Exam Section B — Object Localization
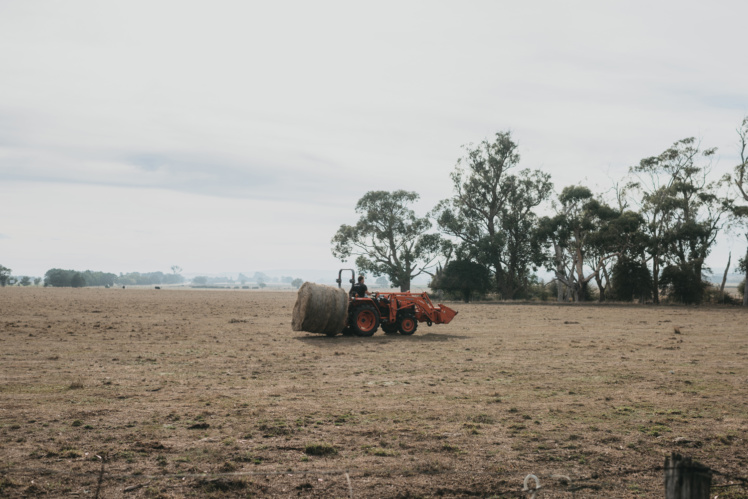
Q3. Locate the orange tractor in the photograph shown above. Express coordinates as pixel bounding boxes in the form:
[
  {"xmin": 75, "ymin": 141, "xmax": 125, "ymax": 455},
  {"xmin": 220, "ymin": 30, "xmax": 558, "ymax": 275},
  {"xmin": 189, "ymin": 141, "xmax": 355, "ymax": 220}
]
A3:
[{"xmin": 336, "ymin": 269, "xmax": 457, "ymax": 337}]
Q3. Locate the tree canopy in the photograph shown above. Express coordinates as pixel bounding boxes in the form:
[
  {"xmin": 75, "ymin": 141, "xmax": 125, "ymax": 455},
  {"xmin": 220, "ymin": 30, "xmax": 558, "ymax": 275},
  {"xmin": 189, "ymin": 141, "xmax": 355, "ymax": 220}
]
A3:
[
  {"xmin": 628, "ymin": 137, "xmax": 729, "ymax": 304},
  {"xmin": 433, "ymin": 131, "xmax": 552, "ymax": 299},
  {"xmin": 0, "ymin": 265, "xmax": 11, "ymax": 286},
  {"xmin": 327, "ymin": 128, "xmax": 741, "ymax": 305},
  {"xmin": 332, "ymin": 190, "xmax": 443, "ymax": 292}
]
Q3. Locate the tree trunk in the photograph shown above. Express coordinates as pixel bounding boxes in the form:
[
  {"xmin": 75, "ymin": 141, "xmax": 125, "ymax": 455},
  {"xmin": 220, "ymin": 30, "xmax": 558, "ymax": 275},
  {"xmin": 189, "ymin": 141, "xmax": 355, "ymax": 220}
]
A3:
[
  {"xmin": 505, "ymin": 276, "xmax": 517, "ymax": 301},
  {"xmin": 594, "ymin": 274, "xmax": 605, "ymax": 302},
  {"xmin": 694, "ymin": 260, "xmax": 704, "ymax": 304},
  {"xmin": 574, "ymin": 245, "xmax": 585, "ymax": 302},
  {"xmin": 719, "ymin": 252, "xmax": 731, "ymax": 304},
  {"xmin": 652, "ymin": 258, "xmax": 660, "ymax": 304},
  {"xmin": 554, "ymin": 244, "xmax": 565, "ymax": 302},
  {"xmin": 601, "ymin": 264, "xmax": 612, "ymax": 301},
  {"xmin": 744, "ymin": 247, "xmax": 748, "ymax": 307}
]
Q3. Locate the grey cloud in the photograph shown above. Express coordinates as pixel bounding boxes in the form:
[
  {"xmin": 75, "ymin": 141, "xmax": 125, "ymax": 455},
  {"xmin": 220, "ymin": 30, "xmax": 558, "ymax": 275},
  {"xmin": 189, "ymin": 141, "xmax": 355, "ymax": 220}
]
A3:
[
  {"xmin": 696, "ymin": 93, "xmax": 748, "ymax": 111},
  {"xmin": 128, "ymin": 154, "xmax": 165, "ymax": 172},
  {"xmin": 0, "ymin": 142, "xmax": 353, "ymax": 203},
  {"xmin": 119, "ymin": 151, "xmax": 353, "ymax": 200}
]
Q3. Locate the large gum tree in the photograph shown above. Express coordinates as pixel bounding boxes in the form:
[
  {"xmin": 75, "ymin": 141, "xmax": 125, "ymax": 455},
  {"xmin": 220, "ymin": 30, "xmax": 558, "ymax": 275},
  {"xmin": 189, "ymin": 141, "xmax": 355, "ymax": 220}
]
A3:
[
  {"xmin": 537, "ymin": 186, "xmax": 634, "ymax": 302},
  {"xmin": 728, "ymin": 116, "xmax": 748, "ymax": 306},
  {"xmin": 629, "ymin": 137, "xmax": 729, "ymax": 304},
  {"xmin": 331, "ymin": 190, "xmax": 443, "ymax": 292},
  {"xmin": 433, "ymin": 131, "xmax": 552, "ymax": 299}
]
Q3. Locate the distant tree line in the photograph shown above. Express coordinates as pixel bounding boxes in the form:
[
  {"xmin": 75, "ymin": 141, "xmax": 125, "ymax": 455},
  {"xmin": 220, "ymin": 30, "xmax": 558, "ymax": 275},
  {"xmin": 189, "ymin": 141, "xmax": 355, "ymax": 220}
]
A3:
[
  {"xmin": 0, "ymin": 265, "xmax": 14, "ymax": 286},
  {"xmin": 333, "ymin": 117, "xmax": 748, "ymax": 306},
  {"xmin": 116, "ymin": 271, "xmax": 185, "ymax": 286},
  {"xmin": 43, "ymin": 269, "xmax": 112, "ymax": 287},
  {"xmin": 236, "ymin": 272, "xmax": 302, "ymax": 286},
  {"xmin": 0, "ymin": 265, "xmax": 42, "ymax": 287},
  {"xmin": 2, "ymin": 267, "xmax": 303, "ymax": 289},
  {"xmin": 40, "ymin": 268, "xmax": 185, "ymax": 287}
]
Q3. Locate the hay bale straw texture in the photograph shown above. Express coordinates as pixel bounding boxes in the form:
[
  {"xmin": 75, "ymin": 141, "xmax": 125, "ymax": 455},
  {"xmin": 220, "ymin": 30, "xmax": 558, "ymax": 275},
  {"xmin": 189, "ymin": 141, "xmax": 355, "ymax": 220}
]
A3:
[{"xmin": 292, "ymin": 282, "xmax": 349, "ymax": 335}]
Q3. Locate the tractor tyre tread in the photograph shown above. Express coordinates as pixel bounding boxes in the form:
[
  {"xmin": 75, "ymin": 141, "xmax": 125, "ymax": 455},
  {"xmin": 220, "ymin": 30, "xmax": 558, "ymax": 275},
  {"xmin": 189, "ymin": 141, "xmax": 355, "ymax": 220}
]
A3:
[
  {"xmin": 398, "ymin": 313, "xmax": 418, "ymax": 335},
  {"xmin": 350, "ymin": 305, "xmax": 379, "ymax": 337}
]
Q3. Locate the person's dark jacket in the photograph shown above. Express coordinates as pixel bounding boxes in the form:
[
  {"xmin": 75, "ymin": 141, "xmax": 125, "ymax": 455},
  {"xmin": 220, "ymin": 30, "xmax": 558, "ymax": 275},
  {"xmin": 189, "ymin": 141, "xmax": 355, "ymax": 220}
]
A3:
[{"xmin": 351, "ymin": 282, "xmax": 368, "ymax": 297}]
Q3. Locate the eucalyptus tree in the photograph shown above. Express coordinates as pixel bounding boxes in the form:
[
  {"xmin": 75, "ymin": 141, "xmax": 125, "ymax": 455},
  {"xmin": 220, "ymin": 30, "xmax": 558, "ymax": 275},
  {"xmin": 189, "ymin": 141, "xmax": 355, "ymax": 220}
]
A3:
[
  {"xmin": 727, "ymin": 116, "xmax": 748, "ymax": 306},
  {"xmin": 433, "ymin": 131, "xmax": 552, "ymax": 299},
  {"xmin": 586, "ymin": 209, "xmax": 647, "ymax": 301},
  {"xmin": 628, "ymin": 137, "xmax": 729, "ymax": 304},
  {"xmin": 0, "ymin": 265, "xmax": 11, "ymax": 286},
  {"xmin": 331, "ymin": 190, "xmax": 443, "ymax": 292},
  {"xmin": 537, "ymin": 186, "xmax": 627, "ymax": 302}
]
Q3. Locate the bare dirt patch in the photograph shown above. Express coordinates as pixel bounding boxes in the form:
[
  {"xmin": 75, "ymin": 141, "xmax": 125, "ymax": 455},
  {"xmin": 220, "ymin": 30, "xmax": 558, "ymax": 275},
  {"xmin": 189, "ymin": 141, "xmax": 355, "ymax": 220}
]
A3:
[{"xmin": 1, "ymin": 288, "xmax": 746, "ymax": 497}]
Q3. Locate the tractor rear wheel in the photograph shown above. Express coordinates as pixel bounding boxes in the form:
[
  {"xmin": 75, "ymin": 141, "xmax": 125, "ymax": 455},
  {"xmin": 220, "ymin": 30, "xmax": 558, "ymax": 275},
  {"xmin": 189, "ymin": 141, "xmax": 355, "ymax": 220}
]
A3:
[
  {"xmin": 351, "ymin": 305, "xmax": 379, "ymax": 337},
  {"xmin": 397, "ymin": 313, "xmax": 418, "ymax": 335}
]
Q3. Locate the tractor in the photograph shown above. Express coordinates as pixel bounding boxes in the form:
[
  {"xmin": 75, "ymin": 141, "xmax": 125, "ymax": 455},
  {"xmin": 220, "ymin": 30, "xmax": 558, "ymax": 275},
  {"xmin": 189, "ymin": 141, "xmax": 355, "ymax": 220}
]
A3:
[{"xmin": 335, "ymin": 269, "xmax": 457, "ymax": 337}]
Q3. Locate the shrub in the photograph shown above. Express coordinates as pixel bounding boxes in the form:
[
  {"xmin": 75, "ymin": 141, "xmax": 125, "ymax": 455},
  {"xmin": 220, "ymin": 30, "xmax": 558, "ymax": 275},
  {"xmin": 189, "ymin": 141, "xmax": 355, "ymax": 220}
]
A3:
[
  {"xmin": 525, "ymin": 276, "xmax": 551, "ymax": 301},
  {"xmin": 658, "ymin": 263, "xmax": 706, "ymax": 304},
  {"xmin": 430, "ymin": 260, "xmax": 491, "ymax": 302},
  {"xmin": 610, "ymin": 258, "xmax": 652, "ymax": 302}
]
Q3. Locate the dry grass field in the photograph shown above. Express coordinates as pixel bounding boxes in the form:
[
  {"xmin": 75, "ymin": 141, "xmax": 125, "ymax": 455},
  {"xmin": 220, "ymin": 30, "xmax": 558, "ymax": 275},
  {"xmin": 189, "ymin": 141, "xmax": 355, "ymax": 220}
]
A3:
[{"xmin": 1, "ymin": 287, "xmax": 747, "ymax": 498}]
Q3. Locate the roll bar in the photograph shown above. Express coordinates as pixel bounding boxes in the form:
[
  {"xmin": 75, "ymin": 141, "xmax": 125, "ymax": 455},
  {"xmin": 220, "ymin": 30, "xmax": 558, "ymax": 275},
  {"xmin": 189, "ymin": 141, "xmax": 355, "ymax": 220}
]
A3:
[{"xmin": 336, "ymin": 269, "xmax": 356, "ymax": 289}]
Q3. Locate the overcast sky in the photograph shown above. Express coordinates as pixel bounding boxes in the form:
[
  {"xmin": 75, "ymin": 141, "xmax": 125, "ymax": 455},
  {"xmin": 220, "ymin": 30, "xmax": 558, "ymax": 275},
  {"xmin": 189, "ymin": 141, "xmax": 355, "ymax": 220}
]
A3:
[{"xmin": 2, "ymin": 1, "xmax": 747, "ymax": 279}]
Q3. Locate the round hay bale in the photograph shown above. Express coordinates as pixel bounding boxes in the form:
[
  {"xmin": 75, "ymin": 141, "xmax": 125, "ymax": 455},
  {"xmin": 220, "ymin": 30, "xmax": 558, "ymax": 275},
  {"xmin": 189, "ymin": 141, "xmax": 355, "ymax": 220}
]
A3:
[{"xmin": 292, "ymin": 282, "xmax": 349, "ymax": 335}]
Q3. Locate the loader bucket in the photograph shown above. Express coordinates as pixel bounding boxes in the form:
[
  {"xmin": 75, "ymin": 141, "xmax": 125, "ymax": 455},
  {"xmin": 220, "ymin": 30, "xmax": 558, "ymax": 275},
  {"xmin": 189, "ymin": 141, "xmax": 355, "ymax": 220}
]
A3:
[{"xmin": 435, "ymin": 304, "xmax": 457, "ymax": 324}]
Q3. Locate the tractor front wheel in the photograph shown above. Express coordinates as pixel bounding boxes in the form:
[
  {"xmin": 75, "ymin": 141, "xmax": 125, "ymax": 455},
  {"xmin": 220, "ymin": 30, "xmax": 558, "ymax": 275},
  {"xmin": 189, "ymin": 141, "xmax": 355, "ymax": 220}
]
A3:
[
  {"xmin": 398, "ymin": 313, "xmax": 418, "ymax": 335},
  {"xmin": 351, "ymin": 305, "xmax": 379, "ymax": 337}
]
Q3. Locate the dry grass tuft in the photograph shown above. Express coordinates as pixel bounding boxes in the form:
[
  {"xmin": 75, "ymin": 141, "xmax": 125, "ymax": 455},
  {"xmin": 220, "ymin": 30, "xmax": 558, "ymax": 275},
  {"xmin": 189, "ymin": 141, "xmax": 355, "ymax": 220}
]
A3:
[{"xmin": 67, "ymin": 379, "xmax": 84, "ymax": 390}]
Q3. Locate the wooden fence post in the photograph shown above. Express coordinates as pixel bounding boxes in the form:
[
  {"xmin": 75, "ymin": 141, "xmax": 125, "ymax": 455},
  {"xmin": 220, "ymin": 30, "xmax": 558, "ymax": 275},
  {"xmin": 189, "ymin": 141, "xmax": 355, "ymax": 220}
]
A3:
[{"xmin": 665, "ymin": 453, "xmax": 711, "ymax": 499}]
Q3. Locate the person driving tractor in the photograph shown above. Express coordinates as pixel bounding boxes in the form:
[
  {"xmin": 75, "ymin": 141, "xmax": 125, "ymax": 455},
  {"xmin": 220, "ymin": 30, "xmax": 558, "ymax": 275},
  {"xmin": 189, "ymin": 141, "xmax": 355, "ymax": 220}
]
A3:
[{"xmin": 350, "ymin": 275, "xmax": 371, "ymax": 298}]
